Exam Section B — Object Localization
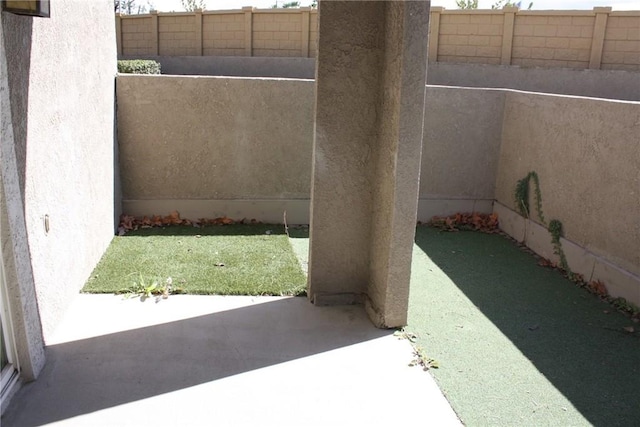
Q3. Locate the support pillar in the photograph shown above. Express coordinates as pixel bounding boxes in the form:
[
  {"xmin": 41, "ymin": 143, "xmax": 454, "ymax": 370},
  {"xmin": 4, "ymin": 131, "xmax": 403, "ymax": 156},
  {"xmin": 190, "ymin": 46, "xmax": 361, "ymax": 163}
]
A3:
[
  {"xmin": 589, "ymin": 7, "xmax": 611, "ymax": 70},
  {"xmin": 150, "ymin": 10, "xmax": 159, "ymax": 56},
  {"xmin": 501, "ymin": 6, "xmax": 517, "ymax": 66},
  {"xmin": 308, "ymin": 0, "xmax": 430, "ymax": 328}
]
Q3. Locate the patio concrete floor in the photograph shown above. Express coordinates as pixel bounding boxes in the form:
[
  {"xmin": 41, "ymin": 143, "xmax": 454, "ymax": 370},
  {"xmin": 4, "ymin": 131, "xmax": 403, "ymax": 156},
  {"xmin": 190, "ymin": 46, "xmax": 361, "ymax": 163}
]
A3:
[{"xmin": 2, "ymin": 294, "xmax": 461, "ymax": 427}]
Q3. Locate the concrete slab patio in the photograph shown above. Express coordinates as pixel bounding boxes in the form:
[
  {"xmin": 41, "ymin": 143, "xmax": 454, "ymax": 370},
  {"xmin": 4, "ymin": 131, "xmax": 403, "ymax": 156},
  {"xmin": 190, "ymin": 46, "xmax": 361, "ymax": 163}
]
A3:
[{"xmin": 2, "ymin": 294, "xmax": 461, "ymax": 427}]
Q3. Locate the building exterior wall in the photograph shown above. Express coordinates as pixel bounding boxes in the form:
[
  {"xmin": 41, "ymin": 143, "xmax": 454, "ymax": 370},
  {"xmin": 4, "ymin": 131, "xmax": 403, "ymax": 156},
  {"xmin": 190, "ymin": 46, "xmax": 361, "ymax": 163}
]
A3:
[
  {"xmin": 117, "ymin": 7, "xmax": 640, "ymax": 72},
  {"xmin": 1, "ymin": 0, "xmax": 117, "ymax": 349},
  {"xmin": 0, "ymin": 17, "xmax": 45, "ymax": 383}
]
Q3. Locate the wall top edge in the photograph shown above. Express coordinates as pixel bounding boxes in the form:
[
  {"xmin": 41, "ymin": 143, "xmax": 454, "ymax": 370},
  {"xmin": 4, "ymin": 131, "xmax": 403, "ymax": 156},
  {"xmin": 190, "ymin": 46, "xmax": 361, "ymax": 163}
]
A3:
[
  {"xmin": 427, "ymin": 84, "xmax": 640, "ymax": 105},
  {"xmin": 434, "ymin": 8, "xmax": 638, "ymax": 15},
  {"xmin": 117, "ymin": 8, "xmax": 318, "ymax": 18},
  {"xmin": 116, "ymin": 74, "xmax": 315, "ymax": 83},
  {"xmin": 117, "ymin": 14, "xmax": 152, "ymax": 19},
  {"xmin": 438, "ymin": 9, "xmax": 597, "ymax": 15},
  {"xmin": 610, "ymin": 11, "xmax": 640, "ymax": 16},
  {"xmin": 116, "ymin": 8, "xmax": 638, "ymax": 19},
  {"xmin": 438, "ymin": 10, "xmax": 505, "ymax": 14}
]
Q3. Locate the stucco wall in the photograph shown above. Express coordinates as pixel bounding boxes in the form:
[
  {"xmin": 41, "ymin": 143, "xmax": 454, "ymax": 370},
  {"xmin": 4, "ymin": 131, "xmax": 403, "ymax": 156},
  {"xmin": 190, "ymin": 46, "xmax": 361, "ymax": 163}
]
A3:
[
  {"xmin": 0, "ymin": 18, "xmax": 45, "ymax": 382},
  {"xmin": 420, "ymin": 86, "xmax": 504, "ymax": 218},
  {"xmin": 1, "ymin": 0, "xmax": 117, "ymax": 341},
  {"xmin": 117, "ymin": 76, "xmax": 639, "ymax": 303},
  {"xmin": 117, "ymin": 75, "xmax": 314, "ymax": 222},
  {"xmin": 119, "ymin": 56, "xmax": 640, "ymax": 102},
  {"xmin": 118, "ymin": 79, "xmax": 500, "ymax": 221},
  {"xmin": 495, "ymin": 91, "xmax": 640, "ymax": 279},
  {"xmin": 121, "ymin": 55, "xmax": 316, "ymax": 78},
  {"xmin": 427, "ymin": 62, "xmax": 640, "ymax": 102}
]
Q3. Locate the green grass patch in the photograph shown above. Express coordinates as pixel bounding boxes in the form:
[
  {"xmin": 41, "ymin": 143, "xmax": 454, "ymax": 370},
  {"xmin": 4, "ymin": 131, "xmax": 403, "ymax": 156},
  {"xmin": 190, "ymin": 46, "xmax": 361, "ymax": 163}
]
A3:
[
  {"xmin": 408, "ymin": 226, "xmax": 640, "ymax": 426},
  {"xmin": 83, "ymin": 224, "xmax": 307, "ymax": 296}
]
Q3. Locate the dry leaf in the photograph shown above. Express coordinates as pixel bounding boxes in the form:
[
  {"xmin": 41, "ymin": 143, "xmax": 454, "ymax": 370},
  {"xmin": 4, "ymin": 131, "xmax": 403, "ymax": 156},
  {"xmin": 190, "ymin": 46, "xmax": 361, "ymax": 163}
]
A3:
[{"xmin": 588, "ymin": 280, "xmax": 608, "ymax": 297}]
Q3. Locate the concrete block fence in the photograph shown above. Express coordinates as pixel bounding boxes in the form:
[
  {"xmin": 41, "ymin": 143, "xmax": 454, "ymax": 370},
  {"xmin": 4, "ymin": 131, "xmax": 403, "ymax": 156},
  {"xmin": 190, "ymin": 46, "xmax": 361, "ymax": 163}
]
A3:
[
  {"xmin": 429, "ymin": 7, "xmax": 640, "ymax": 71},
  {"xmin": 116, "ymin": 7, "xmax": 318, "ymax": 58},
  {"xmin": 116, "ymin": 7, "xmax": 640, "ymax": 72}
]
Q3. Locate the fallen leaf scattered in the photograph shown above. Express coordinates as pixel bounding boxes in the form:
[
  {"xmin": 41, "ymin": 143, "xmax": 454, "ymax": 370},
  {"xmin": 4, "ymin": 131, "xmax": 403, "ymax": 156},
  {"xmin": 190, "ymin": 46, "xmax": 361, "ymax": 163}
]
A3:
[
  {"xmin": 429, "ymin": 212, "xmax": 499, "ymax": 233},
  {"xmin": 118, "ymin": 212, "xmax": 262, "ymax": 234}
]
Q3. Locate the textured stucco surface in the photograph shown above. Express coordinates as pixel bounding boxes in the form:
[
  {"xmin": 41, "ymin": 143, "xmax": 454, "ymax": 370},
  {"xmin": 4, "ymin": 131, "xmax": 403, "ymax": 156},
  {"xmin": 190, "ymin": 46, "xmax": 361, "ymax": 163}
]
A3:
[
  {"xmin": 366, "ymin": 1, "xmax": 430, "ymax": 328},
  {"xmin": 421, "ymin": 86, "xmax": 504, "ymax": 200},
  {"xmin": 123, "ymin": 55, "xmax": 640, "ymax": 104},
  {"xmin": 308, "ymin": 1, "xmax": 429, "ymax": 327},
  {"xmin": 122, "ymin": 55, "xmax": 317, "ymax": 79},
  {"xmin": 119, "ymin": 81, "xmax": 500, "ymax": 216},
  {"xmin": 495, "ymin": 91, "xmax": 640, "ymax": 278},
  {"xmin": 308, "ymin": 2, "xmax": 384, "ymax": 302},
  {"xmin": 428, "ymin": 62, "xmax": 640, "ymax": 102},
  {"xmin": 2, "ymin": 0, "xmax": 117, "ymax": 342},
  {"xmin": 0, "ymin": 21, "xmax": 45, "ymax": 380},
  {"xmin": 117, "ymin": 75, "xmax": 314, "ymax": 201}
]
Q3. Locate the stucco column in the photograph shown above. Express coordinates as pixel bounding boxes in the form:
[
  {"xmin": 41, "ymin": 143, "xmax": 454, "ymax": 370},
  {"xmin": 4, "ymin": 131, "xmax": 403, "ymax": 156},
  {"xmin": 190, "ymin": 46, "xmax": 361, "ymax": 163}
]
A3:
[{"xmin": 308, "ymin": 0, "xmax": 430, "ymax": 328}]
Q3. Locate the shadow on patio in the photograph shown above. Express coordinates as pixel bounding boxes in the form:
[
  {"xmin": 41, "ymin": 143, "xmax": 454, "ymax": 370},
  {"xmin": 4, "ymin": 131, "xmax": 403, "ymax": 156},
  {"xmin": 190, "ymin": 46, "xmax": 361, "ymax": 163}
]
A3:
[
  {"xmin": 409, "ymin": 226, "xmax": 640, "ymax": 426},
  {"xmin": 2, "ymin": 294, "xmax": 460, "ymax": 427}
]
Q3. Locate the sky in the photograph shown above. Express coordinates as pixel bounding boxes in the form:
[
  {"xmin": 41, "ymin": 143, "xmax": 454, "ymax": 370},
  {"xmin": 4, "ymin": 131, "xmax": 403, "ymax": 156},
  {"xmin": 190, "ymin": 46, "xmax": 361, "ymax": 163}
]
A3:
[{"xmin": 150, "ymin": 0, "xmax": 640, "ymax": 12}]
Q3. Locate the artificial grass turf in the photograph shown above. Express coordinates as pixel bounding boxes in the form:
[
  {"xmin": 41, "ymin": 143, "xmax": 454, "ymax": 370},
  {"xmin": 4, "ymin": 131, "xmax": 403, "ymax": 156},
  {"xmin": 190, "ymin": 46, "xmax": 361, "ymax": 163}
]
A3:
[
  {"xmin": 408, "ymin": 226, "xmax": 640, "ymax": 427},
  {"xmin": 83, "ymin": 224, "xmax": 307, "ymax": 296}
]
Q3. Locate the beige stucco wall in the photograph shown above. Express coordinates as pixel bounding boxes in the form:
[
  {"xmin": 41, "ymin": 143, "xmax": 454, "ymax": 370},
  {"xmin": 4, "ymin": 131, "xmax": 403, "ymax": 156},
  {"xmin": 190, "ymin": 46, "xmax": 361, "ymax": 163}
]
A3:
[
  {"xmin": 421, "ymin": 86, "xmax": 504, "ymax": 201},
  {"xmin": 1, "ymin": 16, "xmax": 45, "ymax": 381},
  {"xmin": 2, "ymin": 0, "xmax": 117, "ymax": 342},
  {"xmin": 496, "ymin": 91, "xmax": 640, "ymax": 278},
  {"xmin": 118, "ymin": 77, "xmax": 639, "ymax": 303},
  {"xmin": 118, "ymin": 79, "xmax": 501, "ymax": 220},
  {"xmin": 117, "ymin": 75, "xmax": 314, "ymax": 219},
  {"xmin": 427, "ymin": 62, "xmax": 640, "ymax": 102}
]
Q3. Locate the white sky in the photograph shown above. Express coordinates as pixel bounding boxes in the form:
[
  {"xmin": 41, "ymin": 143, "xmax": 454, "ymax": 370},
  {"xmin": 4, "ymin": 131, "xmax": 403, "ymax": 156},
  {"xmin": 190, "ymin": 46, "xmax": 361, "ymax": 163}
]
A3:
[{"xmin": 150, "ymin": 0, "xmax": 640, "ymax": 12}]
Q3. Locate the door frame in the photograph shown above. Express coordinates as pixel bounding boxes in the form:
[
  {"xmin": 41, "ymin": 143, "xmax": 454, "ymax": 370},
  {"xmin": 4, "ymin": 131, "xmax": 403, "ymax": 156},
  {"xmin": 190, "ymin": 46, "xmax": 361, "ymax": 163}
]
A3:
[{"xmin": 0, "ymin": 241, "xmax": 20, "ymax": 408}]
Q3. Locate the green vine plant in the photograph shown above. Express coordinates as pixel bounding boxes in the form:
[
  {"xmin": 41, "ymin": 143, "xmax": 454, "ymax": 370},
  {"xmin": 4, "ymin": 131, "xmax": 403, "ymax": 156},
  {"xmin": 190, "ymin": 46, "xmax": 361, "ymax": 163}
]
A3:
[
  {"xmin": 548, "ymin": 219, "xmax": 570, "ymax": 274},
  {"xmin": 514, "ymin": 171, "xmax": 572, "ymax": 278},
  {"xmin": 514, "ymin": 171, "xmax": 545, "ymax": 223},
  {"xmin": 514, "ymin": 173, "xmax": 638, "ymax": 320}
]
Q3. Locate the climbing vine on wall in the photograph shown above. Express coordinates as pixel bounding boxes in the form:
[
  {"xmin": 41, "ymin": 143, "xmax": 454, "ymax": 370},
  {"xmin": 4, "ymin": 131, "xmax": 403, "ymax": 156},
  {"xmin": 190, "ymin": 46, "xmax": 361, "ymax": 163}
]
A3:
[
  {"xmin": 514, "ymin": 171, "xmax": 571, "ymax": 277},
  {"xmin": 512, "ymin": 173, "xmax": 640, "ymax": 318},
  {"xmin": 514, "ymin": 171, "xmax": 545, "ymax": 223}
]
